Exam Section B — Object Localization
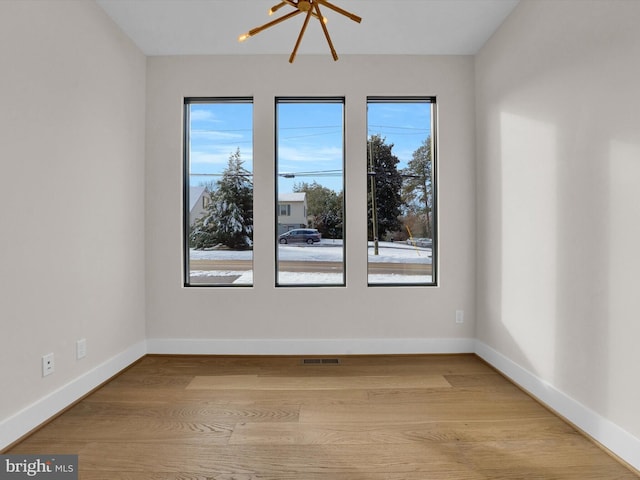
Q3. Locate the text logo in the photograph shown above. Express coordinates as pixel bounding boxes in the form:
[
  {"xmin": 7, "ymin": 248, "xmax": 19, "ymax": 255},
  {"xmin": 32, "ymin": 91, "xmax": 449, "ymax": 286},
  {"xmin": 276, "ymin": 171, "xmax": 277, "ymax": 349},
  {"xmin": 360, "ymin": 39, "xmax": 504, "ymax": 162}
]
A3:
[{"xmin": 0, "ymin": 455, "xmax": 77, "ymax": 480}]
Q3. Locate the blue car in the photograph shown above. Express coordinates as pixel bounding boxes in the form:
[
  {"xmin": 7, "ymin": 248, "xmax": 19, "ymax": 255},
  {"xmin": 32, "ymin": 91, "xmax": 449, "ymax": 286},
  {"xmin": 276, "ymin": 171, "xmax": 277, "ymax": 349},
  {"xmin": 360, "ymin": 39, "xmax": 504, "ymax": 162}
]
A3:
[{"xmin": 278, "ymin": 228, "xmax": 321, "ymax": 244}]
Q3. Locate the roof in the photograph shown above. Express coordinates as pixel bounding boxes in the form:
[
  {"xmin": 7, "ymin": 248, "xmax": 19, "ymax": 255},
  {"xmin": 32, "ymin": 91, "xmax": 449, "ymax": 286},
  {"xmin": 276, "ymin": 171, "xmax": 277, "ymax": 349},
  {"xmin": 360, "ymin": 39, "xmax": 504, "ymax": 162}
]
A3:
[
  {"xmin": 189, "ymin": 186, "xmax": 207, "ymax": 212},
  {"xmin": 278, "ymin": 192, "xmax": 306, "ymax": 203}
]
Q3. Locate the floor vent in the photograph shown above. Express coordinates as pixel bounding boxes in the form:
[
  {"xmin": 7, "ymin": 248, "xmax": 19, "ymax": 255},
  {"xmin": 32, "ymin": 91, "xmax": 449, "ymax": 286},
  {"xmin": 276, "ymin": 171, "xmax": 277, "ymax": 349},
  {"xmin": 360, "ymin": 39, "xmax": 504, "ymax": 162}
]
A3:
[{"xmin": 302, "ymin": 358, "xmax": 341, "ymax": 365}]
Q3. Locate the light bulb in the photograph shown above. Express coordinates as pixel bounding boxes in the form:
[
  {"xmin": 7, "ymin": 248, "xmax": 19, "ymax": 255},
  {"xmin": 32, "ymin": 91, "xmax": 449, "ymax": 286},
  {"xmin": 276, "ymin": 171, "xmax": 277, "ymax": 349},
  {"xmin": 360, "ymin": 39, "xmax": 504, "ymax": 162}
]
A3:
[
  {"xmin": 238, "ymin": 33, "xmax": 250, "ymax": 42},
  {"xmin": 269, "ymin": 1, "xmax": 286, "ymax": 15}
]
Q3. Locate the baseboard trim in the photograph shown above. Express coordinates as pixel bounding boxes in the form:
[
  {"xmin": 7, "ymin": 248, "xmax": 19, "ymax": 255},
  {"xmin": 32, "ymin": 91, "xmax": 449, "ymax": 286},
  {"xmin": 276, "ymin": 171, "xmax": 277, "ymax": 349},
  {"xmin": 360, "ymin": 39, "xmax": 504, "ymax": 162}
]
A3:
[
  {"xmin": 146, "ymin": 337, "xmax": 476, "ymax": 356},
  {"xmin": 475, "ymin": 341, "xmax": 640, "ymax": 472},
  {"xmin": 0, "ymin": 341, "xmax": 147, "ymax": 451}
]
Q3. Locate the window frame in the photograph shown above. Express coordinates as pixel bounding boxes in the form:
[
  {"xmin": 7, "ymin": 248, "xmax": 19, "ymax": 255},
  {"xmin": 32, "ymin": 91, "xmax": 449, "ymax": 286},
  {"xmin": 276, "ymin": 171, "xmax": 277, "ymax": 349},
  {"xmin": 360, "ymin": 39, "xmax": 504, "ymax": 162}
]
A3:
[
  {"xmin": 183, "ymin": 96, "xmax": 254, "ymax": 288},
  {"xmin": 366, "ymin": 96, "xmax": 438, "ymax": 287},
  {"xmin": 274, "ymin": 96, "xmax": 347, "ymax": 287},
  {"xmin": 279, "ymin": 204, "xmax": 291, "ymax": 216},
  {"xmin": 181, "ymin": 95, "xmax": 437, "ymax": 288}
]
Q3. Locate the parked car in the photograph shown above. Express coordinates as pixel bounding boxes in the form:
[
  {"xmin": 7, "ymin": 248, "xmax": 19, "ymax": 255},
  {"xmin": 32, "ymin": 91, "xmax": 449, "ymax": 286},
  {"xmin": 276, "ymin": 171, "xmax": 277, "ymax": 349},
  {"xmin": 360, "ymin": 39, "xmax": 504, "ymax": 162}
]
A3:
[
  {"xmin": 406, "ymin": 237, "xmax": 433, "ymax": 248},
  {"xmin": 278, "ymin": 228, "xmax": 321, "ymax": 244}
]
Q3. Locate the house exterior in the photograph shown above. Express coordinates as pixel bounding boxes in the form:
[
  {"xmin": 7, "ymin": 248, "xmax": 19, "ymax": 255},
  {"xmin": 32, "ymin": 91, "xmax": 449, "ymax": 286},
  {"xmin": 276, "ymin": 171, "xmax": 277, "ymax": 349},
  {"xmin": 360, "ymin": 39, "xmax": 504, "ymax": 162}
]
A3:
[
  {"xmin": 189, "ymin": 186, "xmax": 210, "ymax": 225},
  {"xmin": 190, "ymin": 189, "xmax": 304, "ymax": 232},
  {"xmin": 277, "ymin": 192, "xmax": 307, "ymax": 234}
]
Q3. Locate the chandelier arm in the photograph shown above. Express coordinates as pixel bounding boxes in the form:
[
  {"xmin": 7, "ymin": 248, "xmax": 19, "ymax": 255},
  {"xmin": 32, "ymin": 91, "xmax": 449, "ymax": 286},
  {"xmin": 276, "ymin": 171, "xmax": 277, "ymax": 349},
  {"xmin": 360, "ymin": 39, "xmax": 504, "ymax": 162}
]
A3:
[
  {"xmin": 313, "ymin": 2, "xmax": 338, "ymax": 61},
  {"xmin": 247, "ymin": 9, "xmax": 302, "ymax": 37},
  {"xmin": 291, "ymin": 1, "xmax": 325, "ymax": 22},
  {"xmin": 269, "ymin": 1, "xmax": 287, "ymax": 14},
  {"xmin": 239, "ymin": 0, "xmax": 361, "ymax": 61},
  {"xmin": 270, "ymin": 1, "xmax": 324, "ymax": 22},
  {"xmin": 289, "ymin": 7, "xmax": 314, "ymax": 63},
  {"xmin": 316, "ymin": 0, "xmax": 362, "ymax": 23}
]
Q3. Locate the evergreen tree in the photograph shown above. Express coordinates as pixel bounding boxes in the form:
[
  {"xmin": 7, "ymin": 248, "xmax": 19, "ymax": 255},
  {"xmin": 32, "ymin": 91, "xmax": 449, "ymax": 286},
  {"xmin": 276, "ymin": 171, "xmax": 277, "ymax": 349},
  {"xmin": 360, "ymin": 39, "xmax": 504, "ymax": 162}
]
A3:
[
  {"xmin": 402, "ymin": 136, "xmax": 433, "ymax": 238},
  {"xmin": 367, "ymin": 134, "xmax": 403, "ymax": 240},
  {"xmin": 190, "ymin": 149, "xmax": 253, "ymax": 250}
]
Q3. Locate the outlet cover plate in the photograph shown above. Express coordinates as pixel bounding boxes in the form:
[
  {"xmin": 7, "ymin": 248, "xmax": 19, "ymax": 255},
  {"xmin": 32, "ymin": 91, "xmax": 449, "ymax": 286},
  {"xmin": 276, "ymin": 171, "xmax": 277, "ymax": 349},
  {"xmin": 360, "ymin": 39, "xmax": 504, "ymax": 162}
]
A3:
[
  {"xmin": 76, "ymin": 338, "xmax": 87, "ymax": 359},
  {"xmin": 42, "ymin": 353, "xmax": 54, "ymax": 376}
]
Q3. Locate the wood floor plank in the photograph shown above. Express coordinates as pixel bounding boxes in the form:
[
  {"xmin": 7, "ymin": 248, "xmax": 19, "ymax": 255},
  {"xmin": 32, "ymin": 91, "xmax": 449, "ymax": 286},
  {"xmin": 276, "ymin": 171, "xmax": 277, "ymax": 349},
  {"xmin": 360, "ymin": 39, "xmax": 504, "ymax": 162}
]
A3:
[
  {"xmin": 84, "ymin": 386, "xmax": 370, "ymax": 405},
  {"xmin": 229, "ymin": 417, "xmax": 578, "ymax": 445},
  {"xmin": 181, "ymin": 389, "xmax": 369, "ymax": 405},
  {"xmin": 366, "ymin": 385, "xmax": 532, "ymax": 404},
  {"xmin": 65, "ymin": 401, "xmax": 300, "ymax": 423},
  {"xmin": 24, "ymin": 416, "xmax": 233, "ymax": 444},
  {"xmin": 44, "ymin": 441, "xmax": 635, "ymax": 478},
  {"xmin": 134, "ymin": 354, "xmax": 494, "ymax": 377},
  {"xmin": 444, "ymin": 373, "xmax": 517, "ymax": 387},
  {"xmin": 478, "ymin": 466, "xmax": 640, "ymax": 480},
  {"xmin": 186, "ymin": 374, "xmax": 451, "ymax": 390},
  {"xmin": 461, "ymin": 439, "xmax": 637, "ymax": 473},
  {"xmin": 299, "ymin": 400, "xmax": 551, "ymax": 423},
  {"xmin": 78, "ymin": 471, "xmax": 487, "ymax": 480},
  {"xmin": 52, "ymin": 442, "xmax": 492, "ymax": 476}
]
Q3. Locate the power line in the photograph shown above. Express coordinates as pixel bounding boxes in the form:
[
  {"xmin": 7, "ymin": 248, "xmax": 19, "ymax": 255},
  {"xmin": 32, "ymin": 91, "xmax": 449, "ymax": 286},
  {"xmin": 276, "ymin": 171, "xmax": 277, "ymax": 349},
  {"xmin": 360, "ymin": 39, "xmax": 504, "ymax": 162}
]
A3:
[
  {"xmin": 369, "ymin": 124, "xmax": 429, "ymax": 131},
  {"xmin": 191, "ymin": 128, "xmax": 252, "ymax": 133},
  {"xmin": 190, "ymin": 169, "xmax": 343, "ymax": 178},
  {"xmin": 279, "ymin": 125, "xmax": 341, "ymax": 130},
  {"xmin": 190, "ymin": 173, "xmax": 253, "ymax": 177},
  {"xmin": 279, "ymin": 169, "xmax": 343, "ymax": 178},
  {"xmin": 280, "ymin": 130, "xmax": 342, "ymax": 140}
]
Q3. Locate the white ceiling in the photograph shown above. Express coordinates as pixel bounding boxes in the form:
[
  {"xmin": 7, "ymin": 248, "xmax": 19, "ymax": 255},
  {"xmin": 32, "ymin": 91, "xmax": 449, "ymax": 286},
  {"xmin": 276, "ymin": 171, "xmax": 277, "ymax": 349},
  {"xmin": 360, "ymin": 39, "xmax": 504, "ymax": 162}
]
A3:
[{"xmin": 96, "ymin": 0, "xmax": 520, "ymax": 56}]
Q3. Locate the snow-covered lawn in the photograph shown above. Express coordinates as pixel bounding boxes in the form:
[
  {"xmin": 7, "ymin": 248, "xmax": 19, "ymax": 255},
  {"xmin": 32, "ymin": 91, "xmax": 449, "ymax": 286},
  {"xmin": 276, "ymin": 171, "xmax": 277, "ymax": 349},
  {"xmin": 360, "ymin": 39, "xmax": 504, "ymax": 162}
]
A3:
[
  {"xmin": 189, "ymin": 240, "xmax": 432, "ymax": 285},
  {"xmin": 191, "ymin": 240, "xmax": 431, "ymax": 263}
]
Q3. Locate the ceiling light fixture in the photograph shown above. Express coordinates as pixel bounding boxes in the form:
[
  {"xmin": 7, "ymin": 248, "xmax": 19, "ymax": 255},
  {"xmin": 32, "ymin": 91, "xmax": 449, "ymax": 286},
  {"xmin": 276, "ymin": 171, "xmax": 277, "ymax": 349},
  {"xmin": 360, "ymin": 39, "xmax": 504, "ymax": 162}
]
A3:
[{"xmin": 238, "ymin": 0, "xmax": 361, "ymax": 63}]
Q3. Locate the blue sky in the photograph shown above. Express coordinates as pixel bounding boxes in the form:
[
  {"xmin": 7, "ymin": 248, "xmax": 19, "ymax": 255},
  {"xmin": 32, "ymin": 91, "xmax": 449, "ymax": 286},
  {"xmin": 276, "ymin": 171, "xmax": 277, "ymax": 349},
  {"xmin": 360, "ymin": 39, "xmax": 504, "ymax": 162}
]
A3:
[
  {"xmin": 188, "ymin": 100, "xmax": 432, "ymax": 193},
  {"xmin": 188, "ymin": 101, "xmax": 253, "ymax": 187},
  {"xmin": 277, "ymin": 101, "xmax": 344, "ymax": 193}
]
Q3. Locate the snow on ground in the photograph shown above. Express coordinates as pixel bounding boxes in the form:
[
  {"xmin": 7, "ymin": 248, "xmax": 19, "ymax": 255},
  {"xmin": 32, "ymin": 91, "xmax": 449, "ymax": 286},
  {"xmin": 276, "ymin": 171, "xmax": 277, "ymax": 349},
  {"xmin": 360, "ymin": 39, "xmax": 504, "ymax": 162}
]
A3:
[
  {"xmin": 189, "ymin": 240, "xmax": 432, "ymax": 284},
  {"xmin": 190, "ymin": 249, "xmax": 253, "ymax": 260},
  {"xmin": 190, "ymin": 271, "xmax": 432, "ymax": 285},
  {"xmin": 365, "ymin": 242, "xmax": 431, "ymax": 264},
  {"xmin": 190, "ymin": 240, "xmax": 431, "ymax": 264}
]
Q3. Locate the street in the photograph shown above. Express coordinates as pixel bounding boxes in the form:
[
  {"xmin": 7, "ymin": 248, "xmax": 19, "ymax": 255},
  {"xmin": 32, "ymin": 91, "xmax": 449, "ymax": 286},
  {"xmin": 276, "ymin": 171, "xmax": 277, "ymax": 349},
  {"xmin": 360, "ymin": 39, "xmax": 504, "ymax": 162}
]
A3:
[{"xmin": 189, "ymin": 259, "xmax": 432, "ymax": 275}]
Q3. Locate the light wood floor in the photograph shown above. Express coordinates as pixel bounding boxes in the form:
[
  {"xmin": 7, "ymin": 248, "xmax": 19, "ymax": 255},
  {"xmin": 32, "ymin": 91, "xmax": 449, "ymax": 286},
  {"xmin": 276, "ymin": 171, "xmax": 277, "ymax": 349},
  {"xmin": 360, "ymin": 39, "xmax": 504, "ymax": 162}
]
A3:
[{"xmin": 7, "ymin": 354, "xmax": 639, "ymax": 479}]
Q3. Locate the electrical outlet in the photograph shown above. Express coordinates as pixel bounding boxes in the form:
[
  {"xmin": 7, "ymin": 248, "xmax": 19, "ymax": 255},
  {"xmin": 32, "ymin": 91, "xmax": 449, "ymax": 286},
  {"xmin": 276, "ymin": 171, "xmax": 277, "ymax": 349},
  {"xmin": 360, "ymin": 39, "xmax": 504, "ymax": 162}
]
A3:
[
  {"xmin": 76, "ymin": 338, "xmax": 87, "ymax": 360},
  {"xmin": 455, "ymin": 310, "xmax": 464, "ymax": 324},
  {"xmin": 42, "ymin": 353, "xmax": 55, "ymax": 377}
]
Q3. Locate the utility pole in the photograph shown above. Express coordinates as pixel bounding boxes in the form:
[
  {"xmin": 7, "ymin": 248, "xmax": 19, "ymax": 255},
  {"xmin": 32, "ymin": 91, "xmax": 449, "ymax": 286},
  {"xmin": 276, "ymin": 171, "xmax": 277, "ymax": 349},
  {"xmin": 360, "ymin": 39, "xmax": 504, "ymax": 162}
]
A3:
[{"xmin": 368, "ymin": 139, "xmax": 379, "ymax": 255}]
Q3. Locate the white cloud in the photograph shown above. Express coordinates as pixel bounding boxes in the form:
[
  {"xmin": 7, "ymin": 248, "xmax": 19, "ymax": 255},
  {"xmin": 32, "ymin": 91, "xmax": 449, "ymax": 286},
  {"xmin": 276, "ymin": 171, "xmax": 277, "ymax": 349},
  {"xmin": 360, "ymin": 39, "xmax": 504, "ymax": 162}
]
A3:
[
  {"xmin": 190, "ymin": 146, "xmax": 253, "ymax": 166},
  {"xmin": 189, "ymin": 109, "xmax": 219, "ymax": 123},
  {"xmin": 191, "ymin": 129, "xmax": 244, "ymax": 141},
  {"xmin": 277, "ymin": 145, "xmax": 343, "ymax": 165},
  {"xmin": 190, "ymin": 151, "xmax": 229, "ymax": 165}
]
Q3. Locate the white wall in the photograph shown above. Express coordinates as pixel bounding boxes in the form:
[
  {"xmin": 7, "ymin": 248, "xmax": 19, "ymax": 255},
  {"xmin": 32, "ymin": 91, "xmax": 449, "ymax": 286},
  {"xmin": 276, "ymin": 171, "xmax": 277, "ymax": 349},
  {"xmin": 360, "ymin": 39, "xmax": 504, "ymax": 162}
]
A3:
[
  {"xmin": 146, "ymin": 55, "xmax": 476, "ymax": 352},
  {"xmin": 0, "ymin": 0, "xmax": 146, "ymax": 446},
  {"xmin": 476, "ymin": 0, "xmax": 640, "ymax": 454}
]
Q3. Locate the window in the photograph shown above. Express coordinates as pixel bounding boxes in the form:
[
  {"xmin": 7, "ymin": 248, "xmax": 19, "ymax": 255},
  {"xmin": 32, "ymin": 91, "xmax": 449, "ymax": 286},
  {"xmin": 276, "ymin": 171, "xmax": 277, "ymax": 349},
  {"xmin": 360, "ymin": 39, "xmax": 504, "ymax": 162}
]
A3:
[
  {"xmin": 182, "ymin": 96, "xmax": 435, "ymax": 287},
  {"xmin": 367, "ymin": 97, "xmax": 437, "ymax": 286},
  {"xmin": 183, "ymin": 98, "xmax": 253, "ymax": 286},
  {"xmin": 276, "ymin": 98, "xmax": 345, "ymax": 286},
  {"xmin": 279, "ymin": 204, "xmax": 291, "ymax": 216}
]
